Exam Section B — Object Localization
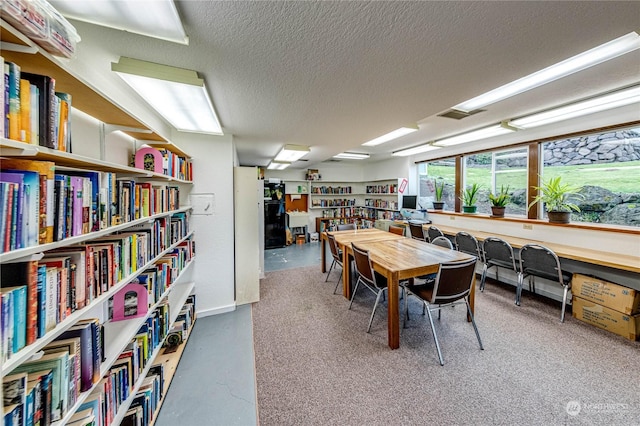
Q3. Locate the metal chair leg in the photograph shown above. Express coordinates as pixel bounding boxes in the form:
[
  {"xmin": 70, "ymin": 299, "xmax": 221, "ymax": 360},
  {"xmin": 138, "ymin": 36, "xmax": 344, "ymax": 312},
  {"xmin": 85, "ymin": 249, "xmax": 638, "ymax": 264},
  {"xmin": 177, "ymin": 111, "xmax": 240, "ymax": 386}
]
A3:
[
  {"xmin": 367, "ymin": 289, "xmax": 385, "ymax": 333},
  {"xmin": 325, "ymin": 259, "xmax": 336, "ymax": 282},
  {"xmin": 480, "ymin": 264, "xmax": 488, "ymax": 291},
  {"xmin": 466, "ymin": 300, "xmax": 484, "ymax": 350},
  {"xmin": 560, "ymin": 284, "xmax": 569, "ymax": 323},
  {"xmin": 426, "ymin": 306, "xmax": 445, "ymax": 366},
  {"xmin": 515, "ymin": 273, "xmax": 524, "ymax": 305},
  {"xmin": 348, "ymin": 278, "xmax": 361, "ymax": 310},
  {"xmin": 332, "ymin": 268, "xmax": 343, "ymax": 294}
]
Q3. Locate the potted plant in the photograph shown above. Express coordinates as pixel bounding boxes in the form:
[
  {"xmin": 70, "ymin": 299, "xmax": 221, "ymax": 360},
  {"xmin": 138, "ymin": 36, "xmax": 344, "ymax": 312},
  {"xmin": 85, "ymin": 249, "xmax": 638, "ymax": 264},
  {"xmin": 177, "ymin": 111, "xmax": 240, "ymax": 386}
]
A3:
[
  {"xmin": 461, "ymin": 183, "xmax": 481, "ymax": 213},
  {"xmin": 528, "ymin": 176, "xmax": 583, "ymax": 223},
  {"xmin": 432, "ymin": 179, "xmax": 445, "ymax": 210},
  {"xmin": 488, "ymin": 184, "xmax": 510, "ymax": 217}
]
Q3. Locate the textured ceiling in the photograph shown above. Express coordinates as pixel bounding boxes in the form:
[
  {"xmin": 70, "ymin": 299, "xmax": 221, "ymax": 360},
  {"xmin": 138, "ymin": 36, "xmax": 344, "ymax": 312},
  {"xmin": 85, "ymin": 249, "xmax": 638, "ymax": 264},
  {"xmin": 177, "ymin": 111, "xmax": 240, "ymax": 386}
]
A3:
[{"xmin": 67, "ymin": 1, "xmax": 640, "ymax": 167}]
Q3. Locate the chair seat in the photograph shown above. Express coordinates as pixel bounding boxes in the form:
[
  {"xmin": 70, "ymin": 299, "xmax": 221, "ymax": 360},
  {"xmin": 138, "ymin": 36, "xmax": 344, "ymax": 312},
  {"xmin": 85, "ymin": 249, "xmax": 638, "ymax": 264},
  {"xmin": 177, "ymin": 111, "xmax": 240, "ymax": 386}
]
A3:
[
  {"xmin": 522, "ymin": 267, "xmax": 572, "ymax": 285},
  {"xmin": 404, "ymin": 283, "xmax": 434, "ymax": 301},
  {"xmin": 488, "ymin": 258, "xmax": 517, "ymax": 271}
]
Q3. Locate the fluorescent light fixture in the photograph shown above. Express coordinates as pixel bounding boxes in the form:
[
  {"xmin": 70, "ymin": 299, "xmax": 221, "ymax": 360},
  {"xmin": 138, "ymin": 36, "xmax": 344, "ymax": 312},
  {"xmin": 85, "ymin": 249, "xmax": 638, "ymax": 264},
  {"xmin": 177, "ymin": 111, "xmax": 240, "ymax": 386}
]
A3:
[
  {"xmin": 333, "ymin": 152, "xmax": 370, "ymax": 160},
  {"xmin": 362, "ymin": 125, "xmax": 419, "ymax": 146},
  {"xmin": 509, "ymin": 85, "xmax": 640, "ymax": 129},
  {"xmin": 50, "ymin": 0, "xmax": 189, "ymax": 44},
  {"xmin": 434, "ymin": 124, "xmax": 515, "ymax": 147},
  {"xmin": 112, "ymin": 57, "xmax": 222, "ymax": 135},
  {"xmin": 392, "ymin": 143, "xmax": 440, "ymax": 157},
  {"xmin": 453, "ymin": 31, "xmax": 640, "ymax": 113},
  {"xmin": 267, "ymin": 161, "xmax": 291, "ymax": 170},
  {"xmin": 274, "ymin": 144, "xmax": 310, "ymax": 162}
]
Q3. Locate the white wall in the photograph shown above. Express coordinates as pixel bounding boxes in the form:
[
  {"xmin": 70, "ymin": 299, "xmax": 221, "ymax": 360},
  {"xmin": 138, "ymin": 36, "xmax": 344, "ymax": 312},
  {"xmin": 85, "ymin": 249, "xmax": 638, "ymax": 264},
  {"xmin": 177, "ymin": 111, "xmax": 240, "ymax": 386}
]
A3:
[{"xmin": 173, "ymin": 132, "xmax": 236, "ymax": 317}]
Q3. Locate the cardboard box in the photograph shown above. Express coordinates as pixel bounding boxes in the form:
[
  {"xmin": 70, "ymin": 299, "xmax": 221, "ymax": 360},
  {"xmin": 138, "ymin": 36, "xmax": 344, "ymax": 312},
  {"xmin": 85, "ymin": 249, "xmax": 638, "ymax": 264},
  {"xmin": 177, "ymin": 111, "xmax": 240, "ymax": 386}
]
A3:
[
  {"xmin": 572, "ymin": 297, "xmax": 640, "ymax": 341},
  {"xmin": 571, "ymin": 274, "xmax": 640, "ymax": 315}
]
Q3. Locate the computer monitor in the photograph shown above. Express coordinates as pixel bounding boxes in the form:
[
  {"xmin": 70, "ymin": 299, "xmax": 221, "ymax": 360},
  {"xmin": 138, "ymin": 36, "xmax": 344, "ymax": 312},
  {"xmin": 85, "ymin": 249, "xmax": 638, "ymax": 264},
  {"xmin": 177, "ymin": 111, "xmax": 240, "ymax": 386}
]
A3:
[{"xmin": 401, "ymin": 195, "xmax": 417, "ymax": 210}]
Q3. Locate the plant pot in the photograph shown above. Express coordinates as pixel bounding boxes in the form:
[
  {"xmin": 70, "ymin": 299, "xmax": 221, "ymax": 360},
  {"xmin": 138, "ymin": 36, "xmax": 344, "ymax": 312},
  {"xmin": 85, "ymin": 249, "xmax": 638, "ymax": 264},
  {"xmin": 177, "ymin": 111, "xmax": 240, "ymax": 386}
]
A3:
[
  {"xmin": 462, "ymin": 205, "xmax": 477, "ymax": 214},
  {"xmin": 491, "ymin": 206, "xmax": 505, "ymax": 217},
  {"xmin": 548, "ymin": 211, "xmax": 571, "ymax": 224},
  {"xmin": 432, "ymin": 201, "xmax": 445, "ymax": 210}
]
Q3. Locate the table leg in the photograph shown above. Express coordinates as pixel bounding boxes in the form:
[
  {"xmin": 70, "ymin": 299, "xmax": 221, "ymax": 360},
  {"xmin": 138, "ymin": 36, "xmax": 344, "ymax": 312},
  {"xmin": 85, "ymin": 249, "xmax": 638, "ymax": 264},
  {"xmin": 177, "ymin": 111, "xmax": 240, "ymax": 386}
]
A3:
[
  {"xmin": 321, "ymin": 235, "xmax": 327, "ymax": 273},
  {"xmin": 342, "ymin": 249, "xmax": 351, "ymax": 299},
  {"xmin": 387, "ymin": 271, "xmax": 400, "ymax": 349}
]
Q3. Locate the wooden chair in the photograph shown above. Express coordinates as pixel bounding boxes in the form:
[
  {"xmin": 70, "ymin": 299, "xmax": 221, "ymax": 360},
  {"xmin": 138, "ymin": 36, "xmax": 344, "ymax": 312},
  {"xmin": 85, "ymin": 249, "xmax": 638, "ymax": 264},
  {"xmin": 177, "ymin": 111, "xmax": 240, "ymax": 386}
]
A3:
[
  {"xmin": 404, "ymin": 258, "xmax": 484, "ymax": 365},
  {"xmin": 517, "ymin": 244, "xmax": 572, "ymax": 322},
  {"xmin": 388, "ymin": 225, "xmax": 405, "ymax": 236}
]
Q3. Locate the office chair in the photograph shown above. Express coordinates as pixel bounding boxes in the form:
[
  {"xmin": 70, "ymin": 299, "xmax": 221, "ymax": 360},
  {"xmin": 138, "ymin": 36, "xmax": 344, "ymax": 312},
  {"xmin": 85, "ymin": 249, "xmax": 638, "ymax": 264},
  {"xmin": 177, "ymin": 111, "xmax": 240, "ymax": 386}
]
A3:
[
  {"xmin": 517, "ymin": 244, "xmax": 572, "ymax": 323},
  {"xmin": 426, "ymin": 225, "xmax": 445, "ymax": 243},
  {"xmin": 325, "ymin": 233, "xmax": 344, "ymax": 294},
  {"xmin": 403, "ymin": 258, "xmax": 484, "ymax": 365},
  {"xmin": 408, "ymin": 222, "xmax": 426, "ymax": 241},
  {"xmin": 480, "ymin": 237, "xmax": 518, "ymax": 292}
]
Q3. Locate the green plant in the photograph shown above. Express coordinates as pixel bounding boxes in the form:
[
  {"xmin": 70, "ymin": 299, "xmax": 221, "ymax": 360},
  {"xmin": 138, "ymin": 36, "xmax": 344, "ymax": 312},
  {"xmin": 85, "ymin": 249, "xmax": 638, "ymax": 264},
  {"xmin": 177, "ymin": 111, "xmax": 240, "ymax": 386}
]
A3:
[
  {"xmin": 528, "ymin": 176, "xmax": 583, "ymax": 212},
  {"xmin": 489, "ymin": 184, "xmax": 510, "ymax": 207},
  {"xmin": 434, "ymin": 179, "xmax": 445, "ymax": 201},
  {"xmin": 461, "ymin": 183, "xmax": 481, "ymax": 206}
]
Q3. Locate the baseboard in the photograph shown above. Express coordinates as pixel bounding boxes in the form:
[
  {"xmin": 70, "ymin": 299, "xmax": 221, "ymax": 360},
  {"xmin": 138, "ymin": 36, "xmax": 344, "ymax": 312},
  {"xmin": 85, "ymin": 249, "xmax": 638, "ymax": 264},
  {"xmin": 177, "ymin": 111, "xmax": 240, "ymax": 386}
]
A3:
[{"xmin": 196, "ymin": 303, "xmax": 236, "ymax": 318}]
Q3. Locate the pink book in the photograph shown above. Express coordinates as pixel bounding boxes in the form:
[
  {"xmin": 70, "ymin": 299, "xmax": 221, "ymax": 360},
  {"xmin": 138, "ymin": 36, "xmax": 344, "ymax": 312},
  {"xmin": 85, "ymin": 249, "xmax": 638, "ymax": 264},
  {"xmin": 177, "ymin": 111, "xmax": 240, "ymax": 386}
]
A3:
[{"xmin": 70, "ymin": 176, "xmax": 84, "ymax": 236}]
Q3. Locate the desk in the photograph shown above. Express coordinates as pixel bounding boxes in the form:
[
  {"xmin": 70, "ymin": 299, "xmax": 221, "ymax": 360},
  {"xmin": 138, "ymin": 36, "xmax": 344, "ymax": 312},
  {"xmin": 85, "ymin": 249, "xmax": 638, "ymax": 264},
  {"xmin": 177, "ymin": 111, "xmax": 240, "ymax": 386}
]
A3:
[
  {"xmin": 344, "ymin": 237, "xmax": 474, "ymax": 349},
  {"xmin": 432, "ymin": 224, "xmax": 640, "ymax": 273},
  {"xmin": 320, "ymin": 228, "xmax": 397, "ymax": 274}
]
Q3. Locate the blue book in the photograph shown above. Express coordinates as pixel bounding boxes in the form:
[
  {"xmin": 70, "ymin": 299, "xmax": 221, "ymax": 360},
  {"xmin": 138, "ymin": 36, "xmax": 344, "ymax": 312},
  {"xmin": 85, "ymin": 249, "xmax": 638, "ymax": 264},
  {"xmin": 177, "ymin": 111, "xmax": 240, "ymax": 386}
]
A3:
[
  {"xmin": 58, "ymin": 322, "xmax": 94, "ymax": 392},
  {"xmin": 0, "ymin": 172, "xmax": 24, "ymax": 249},
  {"xmin": 36, "ymin": 265, "xmax": 47, "ymax": 338},
  {"xmin": 1, "ymin": 291, "xmax": 12, "ymax": 361},
  {"xmin": 0, "ymin": 182, "xmax": 6, "ymax": 253},
  {"xmin": 1, "ymin": 286, "xmax": 27, "ymax": 354},
  {"xmin": 54, "ymin": 174, "xmax": 68, "ymax": 241},
  {"xmin": 0, "ymin": 170, "xmax": 39, "ymax": 248}
]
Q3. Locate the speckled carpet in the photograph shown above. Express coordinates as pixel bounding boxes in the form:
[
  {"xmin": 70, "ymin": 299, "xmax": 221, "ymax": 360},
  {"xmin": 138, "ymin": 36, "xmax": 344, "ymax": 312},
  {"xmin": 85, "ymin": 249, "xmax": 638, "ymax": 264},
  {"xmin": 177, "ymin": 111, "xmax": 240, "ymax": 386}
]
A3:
[{"xmin": 253, "ymin": 266, "xmax": 640, "ymax": 425}]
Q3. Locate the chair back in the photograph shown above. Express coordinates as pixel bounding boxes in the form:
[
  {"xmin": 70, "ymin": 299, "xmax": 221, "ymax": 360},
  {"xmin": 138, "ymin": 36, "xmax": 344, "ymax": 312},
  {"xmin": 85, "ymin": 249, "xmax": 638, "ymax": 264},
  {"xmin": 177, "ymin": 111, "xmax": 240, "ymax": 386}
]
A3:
[
  {"xmin": 455, "ymin": 231, "xmax": 482, "ymax": 259},
  {"xmin": 519, "ymin": 243, "xmax": 568, "ymax": 284},
  {"xmin": 351, "ymin": 243, "xmax": 376, "ymax": 287},
  {"xmin": 431, "ymin": 258, "xmax": 477, "ymax": 305},
  {"xmin": 337, "ymin": 223, "xmax": 356, "ymax": 231},
  {"xmin": 483, "ymin": 237, "xmax": 517, "ymax": 271},
  {"xmin": 388, "ymin": 225, "xmax": 405, "ymax": 236},
  {"xmin": 408, "ymin": 222, "xmax": 426, "ymax": 241},
  {"xmin": 427, "ymin": 226, "xmax": 444, "ymax": 243},
  {"xmin": 430, "ymin": 236, "xmax": 453, "ymax": 249},
  {"xmin": 327, "ymin": 233, "xmax": 342, "ymax": 263}
]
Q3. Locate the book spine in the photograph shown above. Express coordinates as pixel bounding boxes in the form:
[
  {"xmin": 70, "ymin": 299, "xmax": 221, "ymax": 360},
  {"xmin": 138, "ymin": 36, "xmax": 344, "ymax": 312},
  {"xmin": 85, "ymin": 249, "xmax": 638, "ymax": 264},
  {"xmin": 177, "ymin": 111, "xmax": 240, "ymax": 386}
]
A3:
[
  {"xmin": 2, "ymin": 60, "xmax": 8, "ymax": 138},
  {"xmin": 12, "ymin": 286, "xmax": 27, "ymax": 353},
  {"xmin": 20, "ymin": 78, "xmax": 31, "ymax": 142},
  {"xmin": 26, "ymin": 260, "xmax": 38, "ymax": 345},
  {"xmin": 36, "ymin": 265, "xmax": 47, "ymax": 338},
  {"xmin": 7, "ymin": 61, "xmax": 20, "ymax": 141}
]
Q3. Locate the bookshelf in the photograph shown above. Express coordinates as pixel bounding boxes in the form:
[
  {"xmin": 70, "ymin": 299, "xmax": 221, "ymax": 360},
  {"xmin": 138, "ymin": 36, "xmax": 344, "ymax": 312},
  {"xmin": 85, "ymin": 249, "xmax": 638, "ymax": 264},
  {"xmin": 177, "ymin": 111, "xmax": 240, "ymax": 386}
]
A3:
[{"xmin": 1, "ymin": 18, "xmax": 197, "ymax": 426}]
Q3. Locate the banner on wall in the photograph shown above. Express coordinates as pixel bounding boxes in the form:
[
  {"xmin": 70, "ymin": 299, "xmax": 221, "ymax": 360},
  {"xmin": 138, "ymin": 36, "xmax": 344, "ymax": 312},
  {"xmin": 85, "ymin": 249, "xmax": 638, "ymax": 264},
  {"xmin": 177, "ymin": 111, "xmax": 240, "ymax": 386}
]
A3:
[{"xmin": 399, "ymin": 178, "xmax": 408, "ymax": 194}]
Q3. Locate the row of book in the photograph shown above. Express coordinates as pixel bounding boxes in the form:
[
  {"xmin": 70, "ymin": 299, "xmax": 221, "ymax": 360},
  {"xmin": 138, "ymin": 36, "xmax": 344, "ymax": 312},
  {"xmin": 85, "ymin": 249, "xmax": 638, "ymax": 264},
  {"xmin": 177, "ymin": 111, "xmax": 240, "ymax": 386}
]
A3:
[
  {"xmin": 3, "ymin": 317, "xmax": 104, "ymax": 425},
  {"xmin": 310, "ymin": 199, "xmax": 357, "ymax": 208},
  {"xmin": 2, "ymin": 289, "xmax": 195, "ymax": 426},
  {"xmin": 156, "ymin": 148, "xmax": 193, "ymax": 182},
  {"xmin": 310, "ymin": 185, "xmax": 353, "ymax": 194},
  {"xmin": 0, "ymin": 158, "xmax": 183, "ymax": 253},
  {"xmin": 0, "ymin": 218, "xmax": 193, "ymax": 362},
  {"xmin": 2, "ymin": 58, "xmax": 72, "ymax": 151},
  {"xmin": 366, "ymin": 184, "xmax": 398, "ymax": 194},
  {"xmin": 364, "ymin": 199, "xmax": 399, "ymax": 210}
]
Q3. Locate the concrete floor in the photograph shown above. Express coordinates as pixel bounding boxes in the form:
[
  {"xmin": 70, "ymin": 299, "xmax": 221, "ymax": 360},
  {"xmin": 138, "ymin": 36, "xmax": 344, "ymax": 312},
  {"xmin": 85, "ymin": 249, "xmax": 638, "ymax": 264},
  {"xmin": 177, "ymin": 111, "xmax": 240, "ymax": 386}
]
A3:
[{"xmin": 155, "ymin": 242, "xmax": 321, "ymax": 426}]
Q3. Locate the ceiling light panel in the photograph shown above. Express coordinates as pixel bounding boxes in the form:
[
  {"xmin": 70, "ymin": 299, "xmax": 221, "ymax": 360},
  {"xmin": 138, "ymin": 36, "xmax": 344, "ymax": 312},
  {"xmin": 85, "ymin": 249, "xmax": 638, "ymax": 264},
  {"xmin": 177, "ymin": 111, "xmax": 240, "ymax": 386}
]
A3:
[
  {"xmin": 267, "ymin": 161, "xmax": 291, "ymax": 170},
  {"xmin": 509, "ymin": 86, "xmax": 640, "ymax": 129},
  {"xmin": 112, "ymin": 57, "xmax": 222, "ymax": 134},
  {"xmin": 392, "ymin": 144, "xmax": 440, "ymax": 157},
  {"xmin": 50, "ymin": 0, "xmax": 189, "ymax": 44},
  {"xmin": 274, "ymin": 144, "xmax": 310, "ymax": 162},
  {"xmin": 362, "ymin": 126, "xmax": 419, "ymax": 146},
  {"xmin": 435, "ymin": 124, "xmax": 515, "ymax": 147},
  {"xmin": 333, "ymin": 152, "xmax": 370, "ymax": 160},
  {"xmin": 453, "ymin": 31, "xmax": 640, "ymax": 113}
]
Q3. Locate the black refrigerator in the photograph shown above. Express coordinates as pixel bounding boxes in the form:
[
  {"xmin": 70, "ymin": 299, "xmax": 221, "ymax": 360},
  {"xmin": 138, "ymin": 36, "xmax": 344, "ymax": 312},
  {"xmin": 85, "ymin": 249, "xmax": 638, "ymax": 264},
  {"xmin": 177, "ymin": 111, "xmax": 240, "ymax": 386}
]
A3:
[{"xmin": 264, "ymin": 182, "xmax": 287, "ymax": 249}]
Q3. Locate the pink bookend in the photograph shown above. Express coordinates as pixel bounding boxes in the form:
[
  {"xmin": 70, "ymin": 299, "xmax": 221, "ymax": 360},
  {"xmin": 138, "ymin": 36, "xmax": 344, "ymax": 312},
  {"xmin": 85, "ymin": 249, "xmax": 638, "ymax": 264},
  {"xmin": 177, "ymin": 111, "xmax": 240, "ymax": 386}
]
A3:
[
  {"xmin": 134, "ymin": 147, "xmax": 164, "ymax": 174},
  {"xmin": 111, "ymin": 282, "xmax": 149, "ymax": 321}
]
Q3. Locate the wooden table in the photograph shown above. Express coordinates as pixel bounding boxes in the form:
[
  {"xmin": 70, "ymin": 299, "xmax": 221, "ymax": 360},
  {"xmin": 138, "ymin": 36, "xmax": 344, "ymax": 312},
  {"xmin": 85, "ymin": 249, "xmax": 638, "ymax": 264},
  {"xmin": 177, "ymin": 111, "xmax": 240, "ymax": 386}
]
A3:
[
  {"xmin": 320, "ymin": 228, "xmax": 401, "ymax": 274},
  {"xmin": 433, "ymin": 224, "xmax": 640, "ymax": 273},
  {"xmin": 343, "ymin": 237, "xmax": 475, "ymax": 349}
]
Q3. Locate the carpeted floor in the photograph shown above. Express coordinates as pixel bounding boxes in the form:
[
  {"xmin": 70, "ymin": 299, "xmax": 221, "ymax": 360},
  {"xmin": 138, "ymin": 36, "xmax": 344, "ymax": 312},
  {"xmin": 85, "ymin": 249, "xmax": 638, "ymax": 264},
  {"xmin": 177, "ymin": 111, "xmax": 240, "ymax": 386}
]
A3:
[{"xmin": 253, "ymin": 265, "xmax": 640, "ymax": 425}]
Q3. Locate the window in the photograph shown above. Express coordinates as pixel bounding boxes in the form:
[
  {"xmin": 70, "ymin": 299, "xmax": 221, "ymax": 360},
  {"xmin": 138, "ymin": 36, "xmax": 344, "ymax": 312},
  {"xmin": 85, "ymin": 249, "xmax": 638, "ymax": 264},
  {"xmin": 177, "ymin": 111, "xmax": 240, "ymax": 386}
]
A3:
[
  {"xmin": 540, "ymin": 126, "xmax": 640, "ymax": 226},
  {"xmin": 493, "ymin": 148, "xmax": 528, "ymax": 216},
  {"xmin": 418, "ymin": 158, "xmax": 456, "ymax": 211}
]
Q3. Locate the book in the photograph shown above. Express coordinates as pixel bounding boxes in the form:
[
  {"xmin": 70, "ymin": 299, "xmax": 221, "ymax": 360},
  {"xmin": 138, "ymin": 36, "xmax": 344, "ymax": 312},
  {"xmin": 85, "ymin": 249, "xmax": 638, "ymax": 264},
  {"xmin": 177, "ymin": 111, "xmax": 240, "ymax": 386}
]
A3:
[
  {"xmin": 43, "ymin": 337, "xmax": 81, "ymax": 397},
  {"xmin": 3, "ymin": 403, "xmax": 23, "ymax": 426},
  {"xmin": 20, "ymin": 72, "xmax": 56, "ymax": 149},
  {"xmin": 78, "ymin": 392, "xmax": 103, "ymax": 426},
  {"xmin": 30, "ymin": 83, "xmax": 39, "ymax": 145},
  {"xmin": 1, "ymin": 260, "xmax": 39, "ymax": 345},
  {"xmin": 3, "ymin": 372, "xmax": 28, "ymax": 415},
  {"xmin": 46, "ymin": 248, "xmax": 87, "ymax": 311},
  {"xmin": 1, "ymin": 290, "xmax": 12, "ymax": 362},
  {"xmin": 13, "ymin": 351, "xmax": 69, "ymax": 421},
  {"xmin": 6, "ymin": 61, "xmax": 20, "ymax": 141},
  {"xmin": 69, "ymin": 176, "xmax": 85, "ymax": 237},
  {"xmin": 40, "ymin": 256, "xmax": 71, "ymax": 321},
  {"xmin": 25, "ymin": 375, "xmax": 38, "ymax": 426},
  {"xmin": 1, "ymin": 56, "xmax": 5, "ymax": 138},
  {"xmin": 0, "ymin": 169, "xmax": 39, "ymax": 248},
  {"xmin": 0, "ymin": 158, "xmax": 55, "ymax": 244},
  {"xmin": 67, "ymin": 407, "xmax": 94, "ymax": 426},
  {"xmin": 57, "ymin": 323, "xmax": 95, "ymax": 392},
  {"xmin": 55, "ymin": 92, "xmax": 72, "ymax": 152},
  {"xmin": 53, "ymin": 174, "xmax": 69, "ymax": 241},
  {"xmin": 20, "ymin": 78, "xmax": 31, "ymax": 142},
  {"xmin": 27, "ymin": 369, "xmax": 53, "ymax": 426},
  {"xmin": 0, "ymin": 286, "xmax": 27, "ymax": 354},
  {"xmin": 0, "ymin": 172, "xmax": 25, "ymax": 249}
]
